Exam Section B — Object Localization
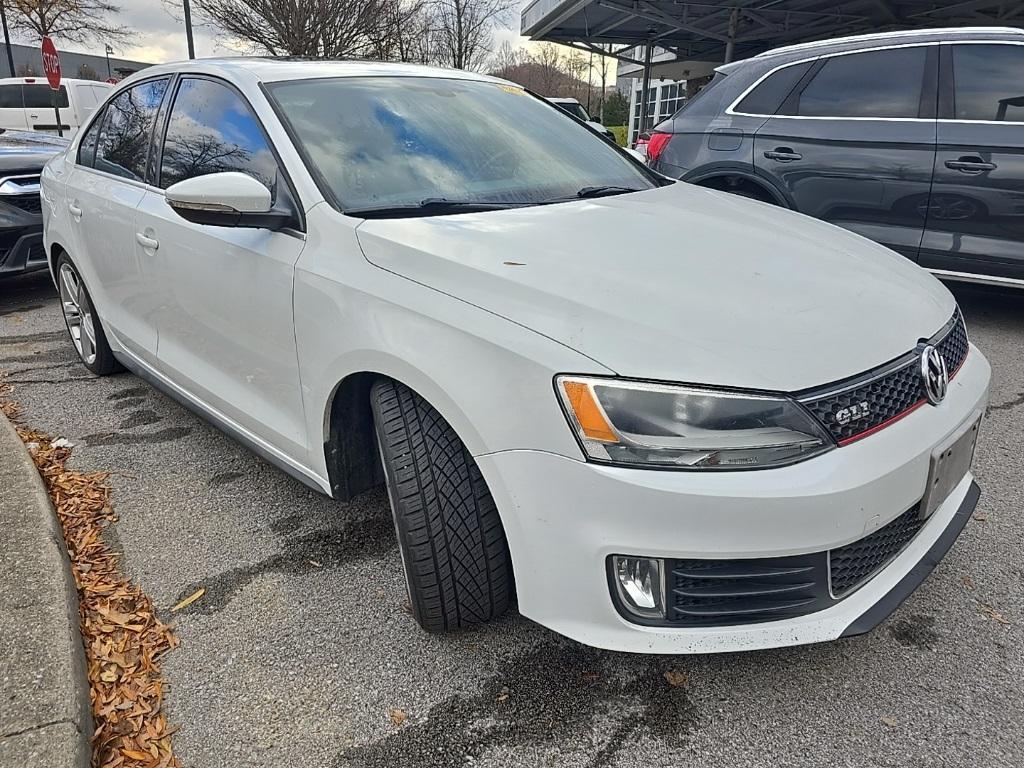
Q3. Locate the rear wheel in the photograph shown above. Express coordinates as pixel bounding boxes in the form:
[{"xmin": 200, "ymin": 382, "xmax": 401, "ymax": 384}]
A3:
[
  {"xmin": 371, "ymin": 379, "xmax": 513, "ymax": 632},
  {"xmin": 56, "ymin": 253, "xmax": 120, "ymax": 376}
]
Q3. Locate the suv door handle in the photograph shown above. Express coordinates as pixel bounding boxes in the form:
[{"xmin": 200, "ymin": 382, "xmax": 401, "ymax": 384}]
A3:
[
  {"xmin": 135, "ymin": 232, "xmax": 160, "ymax": 251},
  {"xmin": 945, "ymin": 157, "xmax": 996, "ymax": 173},
  {"xmin": 764, "ymin": 147, "xmax": 802, "ymax": 162},
  {"xmin": 68, "ymin": 203, "xmax": 83, "ymax": 218}
]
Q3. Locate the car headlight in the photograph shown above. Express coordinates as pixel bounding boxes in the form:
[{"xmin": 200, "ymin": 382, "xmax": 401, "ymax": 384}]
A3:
[{"xmin": 556, "ymin": 376, "xmax": 834, "ymax": 469}]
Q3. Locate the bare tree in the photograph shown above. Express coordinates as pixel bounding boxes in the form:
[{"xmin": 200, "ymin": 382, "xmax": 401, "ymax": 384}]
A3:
[
  {"xmin": 489, "ymin": 39, "xmax": 523, "ymax": 73},
  {"xmin": 594, "ymin": 45, "xmax": 612, "ymax": 122},
  {"xmin": 430, "ymin": 0, "xmax": 514, "ymax": 71},
  {"xmin": 192, "ymin": 0, "xmax": 387, "ymax": 58},
  {"xmin": 366, "ymin": 0, "xmax": 435, "ymax": 63},
  {"xmin": 10, "ymin": 0, "xmax": 130, "ymax": 45}
]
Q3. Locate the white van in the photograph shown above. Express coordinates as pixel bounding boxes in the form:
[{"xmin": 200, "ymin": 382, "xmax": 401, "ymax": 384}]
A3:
[{"xmin": 0, "ymin": 77, "xmax": 111, "ymax": 137}]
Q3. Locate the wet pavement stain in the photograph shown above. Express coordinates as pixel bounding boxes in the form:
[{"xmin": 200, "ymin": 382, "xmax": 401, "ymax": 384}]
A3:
[
  {"xmin": 988, "ymin": 391, "xmax": 1024, "ymax": 414},
  {"xmin": 171, "ymin": 510, "xmax": 396, "ymax": 615},
  {"xmin": 118, "ymin": 409, "xmax": 163, "ymax": 429},
  {"xmin": 0, "ymin": 304, "xmax": 44, "ymax": 317},
  {"xmin": 337, "ymin": 643, "xmax": 699, "ymax": 768},
  {"xmin": 111, "ymin": 397, "xmax": 147, "ymax": 410},
  {"xmin": 889, "ymin": 614, "xmax": 939, "ymax": 649},
  {"xmin": 82, "ymin": 426, "xmax": 192, "ymax": 446},
  {"xmin": 0, "ymin": 330, "xmax": 65, "ymax": 344},
  {"xmin": 208, "ymin": 470, "xmax": 245, "ymax": 487}
]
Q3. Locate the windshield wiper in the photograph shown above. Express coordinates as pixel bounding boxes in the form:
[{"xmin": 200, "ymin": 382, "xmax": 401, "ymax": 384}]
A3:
[
  {"xmin": 541, "ymin": 186, "xmax": 642, "ymax": 204},
  {"xmin": 344, "ymin": 197, "xmax": 526, "ymax": 218}
]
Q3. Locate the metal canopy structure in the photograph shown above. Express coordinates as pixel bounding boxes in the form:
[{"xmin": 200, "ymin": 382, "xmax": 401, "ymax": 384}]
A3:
[{"xmin": 522, "ymin": 1, "xmax": 1024, "ymax": 66}]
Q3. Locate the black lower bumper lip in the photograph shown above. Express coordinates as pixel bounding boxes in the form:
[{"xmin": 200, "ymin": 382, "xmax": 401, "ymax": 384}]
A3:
[{"xmin": 841, "ymin": 480, "xmax": 981, "ymax": 638}]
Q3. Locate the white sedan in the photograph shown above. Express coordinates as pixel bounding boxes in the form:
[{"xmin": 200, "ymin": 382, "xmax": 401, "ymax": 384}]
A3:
[{"xmin": 42, "ymin": 59, "xmax": 989, "ymax": 654}]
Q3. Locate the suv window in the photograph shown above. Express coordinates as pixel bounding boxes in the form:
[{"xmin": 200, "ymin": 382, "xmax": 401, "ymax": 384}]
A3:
[
  {"xmin": 796, "ymin": 46, "xmax": 928, "ymax": 118},
  {"xmin": 159, "ymin": 77, "xmax": 279, "ymax": 192},
  {"xmin": 734, "ymin": 61, "xmax": 812, "ymax": 115},
  {"xmin": 952, "ymin": 44, "xmax": 1024, "ymax": 122},
  {"xmin": 93, "ymin": 78, "xmax": 170, "ymax": 181},
  {"xmin": 23, "ymin": 84, "xmax": 69, "ymax": 109}
]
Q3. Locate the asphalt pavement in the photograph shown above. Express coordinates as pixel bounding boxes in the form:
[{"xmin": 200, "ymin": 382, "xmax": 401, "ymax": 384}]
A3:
[{"xmin": 1, "ymin": 269, "xmax": 1022, "ymax": 768}]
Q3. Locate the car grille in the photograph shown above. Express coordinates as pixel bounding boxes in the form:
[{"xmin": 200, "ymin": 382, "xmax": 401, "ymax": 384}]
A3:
[
  {"xmin": 1, "ymin": 193, "xmax": 42, "ymax": 214},
  {"xmin": 662, "ymin": 504, "xmax": 925, "ymax": 627},
  {"xmin": 799, "ymin": 311, "xmax": 968, "ymax": 444},
  {"xmin": 829, "ymin": 505, "xmax": 923, "ymax": 595}
]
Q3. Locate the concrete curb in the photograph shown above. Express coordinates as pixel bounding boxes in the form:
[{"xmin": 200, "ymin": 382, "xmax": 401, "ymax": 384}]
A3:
[{"xmin": 0, "ymin": 413, "xmax": 91, "ymax": 768}]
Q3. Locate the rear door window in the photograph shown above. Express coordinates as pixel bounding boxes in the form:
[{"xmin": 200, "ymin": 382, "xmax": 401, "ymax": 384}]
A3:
[
  {"xmin": 952, "ymin": 44, "xmax": 1024, "ymax": 122},
  {"xmin": 734, "ymin": 61, "xmax": 813, "ymax": 115},
  {"xmin": 795, "ymin": 46, "xmax": 929, "ymax": 118},
  {"xmin": 93, "ymin": 78, "xmax": 170, "ymax": 181}
]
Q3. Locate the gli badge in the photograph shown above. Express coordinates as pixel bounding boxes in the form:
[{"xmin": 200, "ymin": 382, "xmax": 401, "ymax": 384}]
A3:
[
  {"xmin": 835, "ymin": 400, "xmax": 871, "ymax": 426},
  {"xmin": 921, "ymin": 345, "xmax": 949, "ymax": 405}
]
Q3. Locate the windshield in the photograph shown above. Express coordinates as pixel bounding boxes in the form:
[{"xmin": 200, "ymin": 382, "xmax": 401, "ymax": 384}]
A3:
[
  {"xmin": 267, "ymin": 77, "xmax": 655, "ymax": 214},
  {"xmin": 555, "ymin": 102, "xmax": 590, "ymax": 121}
]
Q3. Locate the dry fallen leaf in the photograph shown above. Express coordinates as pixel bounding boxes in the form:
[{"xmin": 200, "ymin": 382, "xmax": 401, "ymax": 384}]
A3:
[
  {"xmin": 962, "ymin": 575, "xmax": 975, "ymax": 590},
  {"xmin": 980, "ymin": 604, "xmax": 1011, "ymax": 625},
  {"xmin": 1, "ymin": 391, "xmax": 184, "ymax": 768},
  {"xmin": 581, "ymin": 671, "xmax": 599, "ymax": 683},
  {"xmin": 171, "ymin": 588, "xmax": 206, "ymax": 613},
  {"xmin": 663, "ymin": 669, "xmax": 688, "ymax": 688},
  {"xmin": 881, "ymin": 716, "xmax": 898, "ymax": 728},
  {"xmin": 389, "ymin": 708, "xmax": 408, "ymax": 726},
  {"xmin": 496, "ymin": 686, "xmax": 510, "ymax": 703}
]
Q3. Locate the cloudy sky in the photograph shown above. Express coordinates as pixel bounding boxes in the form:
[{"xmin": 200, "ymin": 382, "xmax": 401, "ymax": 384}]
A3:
[{"xmin": 40, "ymin": 0, "xmax": 533, "ymax": 65}]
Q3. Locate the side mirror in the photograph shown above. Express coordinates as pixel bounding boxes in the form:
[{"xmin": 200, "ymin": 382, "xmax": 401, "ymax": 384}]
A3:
[{"xmin": 165, "ymin": 171, "xmax": 291, "ymax": 230}]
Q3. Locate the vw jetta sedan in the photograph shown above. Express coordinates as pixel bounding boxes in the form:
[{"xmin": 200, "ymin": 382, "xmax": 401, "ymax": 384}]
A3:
[{"xmin": 41, "ymin": 59, "xmax": 990, "ymax": 654}]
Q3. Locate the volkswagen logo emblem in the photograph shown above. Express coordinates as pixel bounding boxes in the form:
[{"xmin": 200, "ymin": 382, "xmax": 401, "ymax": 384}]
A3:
[{"xmin": 920, "ymin": 345, "xmax": 948, "ymax": 405}]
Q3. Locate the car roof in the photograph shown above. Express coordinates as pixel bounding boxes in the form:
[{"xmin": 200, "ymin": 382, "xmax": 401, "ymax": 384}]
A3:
[
  {"xmin": 717, "ymin": 26, "xmax": 1024, "ymax": 74},
  {"xmin": 548, "ymin": 97, "xmax": 580, "ymax": 104},
  {"xmin": 116, "ymin": 58, "xmax": 514, "ymax": 89}
]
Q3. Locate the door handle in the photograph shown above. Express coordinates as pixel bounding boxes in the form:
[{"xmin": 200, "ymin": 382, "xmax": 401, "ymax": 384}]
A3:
[
  {"xmin": 29, "ymin": 113, "xmax": 38, "ymax": 119},
  {"xmin": 135, "ymin": 232, "xmax": 160, "ymax": 250},
  {"xmin": 68, "ymin": 203, "xmax": 83, "ymax": 219},
  {"xmin": 764, "ymin": 147, "xmax": 802, "ymax": 162},
  {"xmin": 945, "ymin": 157, "xmax": 996, "ymax": 173}
]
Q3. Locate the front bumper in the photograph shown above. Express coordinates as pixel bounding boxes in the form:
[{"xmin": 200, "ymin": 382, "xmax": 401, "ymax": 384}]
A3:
[
  {"xmin": 477, "ymin": 344, "xmax": 990, "ymax": 653},
  {"xmin": 0, "ymin": 227, "xmax": 46, "ymax": 278}
]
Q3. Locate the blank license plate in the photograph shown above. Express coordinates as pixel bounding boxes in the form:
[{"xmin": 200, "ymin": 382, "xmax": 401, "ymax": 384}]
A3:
[{"xmin": 922, "ymin": 412, "xmax": 982, "ymax": 519}]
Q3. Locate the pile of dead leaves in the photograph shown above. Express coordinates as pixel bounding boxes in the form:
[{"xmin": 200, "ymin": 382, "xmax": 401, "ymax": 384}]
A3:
[{"xmin": 4, "ymin": 386, "xmax": 182, "ymax": 767}]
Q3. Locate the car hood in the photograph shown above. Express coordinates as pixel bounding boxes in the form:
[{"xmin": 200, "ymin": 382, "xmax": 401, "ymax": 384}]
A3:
[{"xmin": 355, "ymin": 183, "xmax": 955, "ymax": 391}]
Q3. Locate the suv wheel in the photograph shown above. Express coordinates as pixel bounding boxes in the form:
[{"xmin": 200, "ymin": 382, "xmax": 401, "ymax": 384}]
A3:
[
  {"xmin": 371, "ymin": 379, "xmax": 513, "ymax": 632},
  {"xmin": 56, "ymin": 253, "xmax": 121, "ymax": 375}
]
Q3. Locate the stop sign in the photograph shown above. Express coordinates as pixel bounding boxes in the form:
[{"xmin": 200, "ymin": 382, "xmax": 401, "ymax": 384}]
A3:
[{"xmin": 41, "ymin": 36, "xmax": 61, "ymax": 91}]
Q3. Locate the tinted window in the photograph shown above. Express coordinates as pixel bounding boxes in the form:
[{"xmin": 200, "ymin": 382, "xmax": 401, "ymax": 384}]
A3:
[
  {"xmin": 23, "ymin": 85, "xmax": 69, "ymax": 109},
  {"xmin": 735, "ymin": 61, "xmax": 812, "ymax": 115},
  {"xmin": 953, "ymin": 44, "xmax": 1024, "ymax": 122},
  {"xmin": 160, "ymin": 78, "xmax": 279, "ymax": 192},
  {"xmin": 77, "ymin": 111, "xmax": 104, "ymax": 167},
  {"xmin": 797, "ymin": 47, "xmax": 928, "ymax": 118},
  {"xmin": 94, "ymin": 79, "xmax": 169, "ymax": 180},
  {"xmin": 267, "ymin": 77, "xmax": 654, "ymax": 212},
  {"xmin": 0, "ymin": 84, "xmax": 21, "ymax": 108}
]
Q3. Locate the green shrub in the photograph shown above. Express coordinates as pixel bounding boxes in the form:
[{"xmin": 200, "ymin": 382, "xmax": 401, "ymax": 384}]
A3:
[{"xmin": 608, "ymin": 125, "xmax": 628, "ymax": 146}]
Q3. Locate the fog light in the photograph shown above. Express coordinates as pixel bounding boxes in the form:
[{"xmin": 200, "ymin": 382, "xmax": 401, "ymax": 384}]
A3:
[{"xmin": 612, "ymin": 555, "xmax": 666, "ymax": 619}]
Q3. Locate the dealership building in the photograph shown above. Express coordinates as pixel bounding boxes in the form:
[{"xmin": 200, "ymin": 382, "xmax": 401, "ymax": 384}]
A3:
[
  {"xmin": 0, "ymin": 41, "xmax": 150, "ymax": 81},
  {"xmin": 521, "ymin": 0, "xmax": 1024, "ymax": 144}
]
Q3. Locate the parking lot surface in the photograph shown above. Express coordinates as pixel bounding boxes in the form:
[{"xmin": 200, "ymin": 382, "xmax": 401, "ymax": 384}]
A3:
[{"xmin": 2, "ymin": 270, "xmax": 1022, "ymax": 768}]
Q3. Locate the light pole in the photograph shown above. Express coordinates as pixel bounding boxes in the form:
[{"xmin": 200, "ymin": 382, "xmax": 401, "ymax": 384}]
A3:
[
  {"xmin": 0, "ymin": 1, "xmax": 15, "ymax": 77},
  {"xmin": 104, "ymin": 43, "xmax": 113, "ymax": 78},
  {"xmin": 183, "ymin": 0, "xmax": 195, "ymax": 59}
]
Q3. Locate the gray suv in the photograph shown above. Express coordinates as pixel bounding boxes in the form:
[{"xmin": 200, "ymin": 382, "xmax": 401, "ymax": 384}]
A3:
[{"xmin": 648, "ymin": 26, "xmax": 1024, "ymax": 288}]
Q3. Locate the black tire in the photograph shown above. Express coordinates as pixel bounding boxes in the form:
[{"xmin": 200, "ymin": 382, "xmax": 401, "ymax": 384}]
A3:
[
  {"xmin": 55, "ymin": 252, "xmax": 121, "ymax": 376},
  {"xmin": 371, "ymin": 379, "xmax": 513, "ymax": 632}
]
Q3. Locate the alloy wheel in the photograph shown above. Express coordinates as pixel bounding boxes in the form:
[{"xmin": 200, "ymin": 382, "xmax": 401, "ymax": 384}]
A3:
[{"xmin": 58, "ymin": 262, "xmax": 98, "ymax": 366}]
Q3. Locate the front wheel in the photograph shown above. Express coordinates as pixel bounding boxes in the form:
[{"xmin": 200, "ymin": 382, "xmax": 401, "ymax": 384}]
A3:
[
  {"xmin": 56, "ymin": 253, "xmax": 120, "ymax": 376},
  {"xmin": 371, "ymin": 379, "xmax": 513, "ymax": 632}
]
